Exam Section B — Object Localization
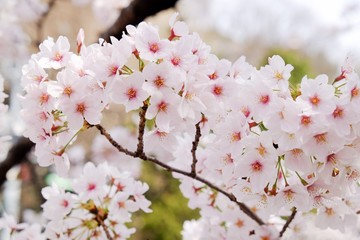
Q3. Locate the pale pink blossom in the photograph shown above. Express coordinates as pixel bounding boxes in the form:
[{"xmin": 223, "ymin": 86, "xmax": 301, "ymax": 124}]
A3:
[
  {"xmin": 260, "ymin": 55, "xmax": 294, "ymax": 91},
  {"xmin": 110, "ymin": 71, "xmax": 148, "ymax": 112},
  {"xmin": 61, "ymin": 95, "xmax": 103, "ymax": 130},
  {"xmin": 297, "ymin": 74, "xmax": 336, "ymax": 114},
  {"xmin": 135, "ymin": 22, "xmax": 170, "ymax": 61},
  {"xmin": 168, "ymin": 12, "xmax": 189, "ymax": 39},
  {"xmin": 73, "ymin": 162, "xmax": 107, "ymax": 201},
  {"xmin": 146, "ymin": 89, "xmax": 181, "ymax": 130},
  {"xmin": 142, "ymin": 61, "xmax": 183, "ymax": 94},
  {"xmin": 236, "ymin": 151, "xmax": 277, "ymax": 192},
  {"xmin": 38, "ymin": 36, "xmax": 72, "ymax": 69}
]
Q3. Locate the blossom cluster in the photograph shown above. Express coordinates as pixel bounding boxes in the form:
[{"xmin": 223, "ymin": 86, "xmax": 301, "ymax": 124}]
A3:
[
  {"xmin": 20, "ymin": 13, "xmax": 360, "ymax": 239},
  {"xmin": 0, "ymin": 162, "xmax": 151, "ymax": 239}
]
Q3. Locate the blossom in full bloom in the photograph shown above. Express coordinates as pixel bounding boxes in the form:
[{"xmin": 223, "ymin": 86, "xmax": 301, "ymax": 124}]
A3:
[{"xmin": 111, "ymin": 71, "xmax": 149, "ymax": 112}]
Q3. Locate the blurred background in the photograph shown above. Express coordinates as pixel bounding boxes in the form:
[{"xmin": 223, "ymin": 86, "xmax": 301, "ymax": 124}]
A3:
[{"xmin": 1, "ymin": 0, "xmax": 360, "ymax": 239}]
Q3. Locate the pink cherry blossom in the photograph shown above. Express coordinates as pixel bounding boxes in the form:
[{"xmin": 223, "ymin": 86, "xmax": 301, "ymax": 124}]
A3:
[
  {"xmin": 135, "ymin": 22, "xmax": 170, "ymax": 61},
  {"xmin": 110, "ymin": 71, "xmax": 148, "ymax": 112},
  {"xmin": 236, "ymin": 151, "xmax": 277, "ymax": 192},
  {"xmin": 38, "ymin": 36, "xmax": 72, "ymax": 69},
  {"xmin": 260, "ymin": 55, "xmax": 294, "ymax": 91},
  {"xmin": 73, "ymin": 162, "xmax": 107, "ymax": 201},
  {"xmin": 61, "ymin": 94, "xmax": 103, "ymax": 130}
]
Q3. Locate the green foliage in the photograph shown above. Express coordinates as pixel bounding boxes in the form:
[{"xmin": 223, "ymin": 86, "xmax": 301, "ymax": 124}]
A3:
[
  {"xmin": 262, "ymin": 48, "xmax": 314, "ymax": 88},
  {"xmin": 131, "ymin": 162, "xmax": 200, "ymax": 240}
]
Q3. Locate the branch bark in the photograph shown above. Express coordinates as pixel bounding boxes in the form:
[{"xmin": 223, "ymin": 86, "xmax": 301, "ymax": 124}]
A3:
[
  {"xmin": 190, "ymin": 122, "xmax": 201, "ymax": 177},
  {"xmin": 279, "ymin": 208, "xmax": 297, "ymax": 237},
  {"xmin": 135, "ymin": 104, "xmax": 148, "ymax": 155},
  {"xmin": 0, "ymin": 137, "xmax": 34, "ymax": 188},
  {"xmin": 100, "ymin": 0, "xmax": 179, "ymax": 41},
  {"xmin": 95, "ymin": 124, "xmax": 265, "ymax": 226}
]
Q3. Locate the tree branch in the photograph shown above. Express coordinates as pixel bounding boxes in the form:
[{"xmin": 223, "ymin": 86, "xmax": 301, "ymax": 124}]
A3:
[
  {"xmin": 96, "ymin": 214, "xmax": 114, "ymax": 240},
  {"xmin": 190, "ymin": 122, "xmax": 201, "ymax": 177},
  {"xmin": 95, "ymin": 125, "xmax": 134, "ymax": 156},
  {"xmin": 100, "ymin": 0, "xmax": 179, "ymax": 41},
  {"xmin": 279, "ymin": 208, "xmax": 297, "ymax": 238},
  {"xmin": 135, "ymin": 104, "xmax": 148, "ymax": 156},
  {"xmin": 95, "ymin": 123, "xmax": 265, "ymax": 226},
  {"xmin": 0, "ymin": 137, "xmax": 34, "ymax": 188}
]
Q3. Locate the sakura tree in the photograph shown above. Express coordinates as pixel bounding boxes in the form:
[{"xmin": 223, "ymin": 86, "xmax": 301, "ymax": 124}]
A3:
[
  {"xmin": 0, "ymin": 10, "xmax": 357, "ymax": 239},
  {"xmin": 2, "ymin": 1, "xmax": 360, "ymax": 240}
]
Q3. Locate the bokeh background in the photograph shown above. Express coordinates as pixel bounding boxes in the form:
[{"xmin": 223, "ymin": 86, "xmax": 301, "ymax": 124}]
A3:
[{"xmin": 1, "ymin": 0, "xmax": 360, "ymax": 239}]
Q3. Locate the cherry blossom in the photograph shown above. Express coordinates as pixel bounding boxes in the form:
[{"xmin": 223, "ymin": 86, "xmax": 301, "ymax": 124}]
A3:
[
  {"xmin": 40, "ymin": 163, "xmax": 151, "ymax": 239},
  {"xmin": 16, "ymin": 12, "xmax": 360, "ymax": 240},
  {"xmin": 134, "ymin": 22, "xmax": 170, "ymax": 61},
  {"xmin": 111, "ymin": 71, "xmax": 149, "ymax": 112},
  {"xmin": 37, "ymin": 36, "xmax": 72, "ymax": 69}
]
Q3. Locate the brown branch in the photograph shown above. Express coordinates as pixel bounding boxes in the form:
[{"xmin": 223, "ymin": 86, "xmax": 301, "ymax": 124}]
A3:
[
  {"xmin": 135, "ymin": 104, "xmax": 148, "ymax": 156},
  {"xmin": 190, "ymin": 122, "xmax": 201, "ymax": 177},
  {"xmin": 0, "ymin": 137, "xmax": 34, "ymax": 188},
  {"xmin": 100, "ymin": 0, "xmax": 179, "ymax": 41},
  {"xmin": 96, "ymin": 214, "xmax": 114, "ymax": 240},
  {"xmin": 279, "ymin": 208, "xmax": 297, "ymax": 238},
  {"xmin": 94, "ymin": 124, "xmax": 265, "ymax": 226},
  {"xmin": 95, "ymin": 125, "xmax": 134, "ymax": 157}
]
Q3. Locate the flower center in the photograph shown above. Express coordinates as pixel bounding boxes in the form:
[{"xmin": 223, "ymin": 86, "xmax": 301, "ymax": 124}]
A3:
[
  {"xmin": 259, "ymin": 95, "xmax": 269, "ymax": 104},
  {"xmin": 251, "ymin": 160, "xmax": 263, "ymax": 173},
  {"xmin": 118, "ymin": 201, "xmax": 125, "ymax": 209},
  {"xmin": 109, "ymin": 65, "xmax": 119, "ymax": 76},
  {"xmin": 301, "ymin": 115, "xmax": 311, "ymax": 126},
  {"xmin": 274, "ymin": 71, "xmax": 283, "ymax": 80},
  {"xmin": 332, "ymin": 106, "xmax": 343, "ymax": 118},
  {"xmin": 212, "ymin": 85, "xmax": 223, "ymax": 96},
  {"xmin": 126, "ymin": 88, "xmax": 137, "ymax": 100},
  {"xmin": 62, "ymin": 199, "xmax": 69, "ymax": 208},
  {"xmin": 154, "ymin": 76, "xmax": 165, "ymax": 88},
  {"xmin": 351, "ymin": 87, "xmax": 359, "ymax": 99},
  {"xmin": 314, "ymin": 133, "xmax": 327, "ymax": 144},
  {"xmin": 149, "ymin": 43, "xmax": 159, "ymax": 53},
  {"xmin": 39, "ymin": 93, "xmax": 50, "ymax": 105},
  {"xmin": 309, "ymin": 95, "xmax": 320, "ymax": 106},
  {"xmin": 231, "ymin": 132, "xmax": 241, "ymax": 142},
  {"xmin": 208, "ymin": 72, "xmax": 218, "ymax": 80},
  {"xmin": 63, "ymin": 86, "xmax": 72, "ymax": 97},
  {"xmin": 171, "ymin": 56, "xmax": 181, "ymax": 66},
  {"xmin": 157, "ymin": 101, "xmax": 168, "ymax": 112},
  {"xmin": 76, "ymin": 103, "xmax": 86, "ymax": 114},
  {"xmin": 53, "ymin": 52, "xmax": 63, "ymax": 62},
  {"xmin": 87, "ymin": 183, "xmax": 96, "ymax": 191}
]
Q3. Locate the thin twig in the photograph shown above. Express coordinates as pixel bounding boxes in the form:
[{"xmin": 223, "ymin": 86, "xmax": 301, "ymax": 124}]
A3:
[
  {"xmin": 190, "ymin": 122, "xmax": 201, "ymax": 177},
  {"xmin": 94, "ymin": 124, "xmax": 265, "ymax": 226},
  {"xmin": 279, "ymin": 208, "xmax": 297, "ymax": 238},
  {"xmin": 96, "ymin": 215, "xmax": 114, "ymax": 240},
  {"xmin": 135, "ymin": 104, "xmax": 148, "ymax": 156},
  {"xmin": 95, "ymin": 125, "xmax": 134, "ymax": 157}
]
